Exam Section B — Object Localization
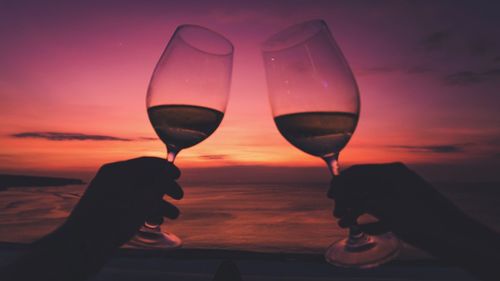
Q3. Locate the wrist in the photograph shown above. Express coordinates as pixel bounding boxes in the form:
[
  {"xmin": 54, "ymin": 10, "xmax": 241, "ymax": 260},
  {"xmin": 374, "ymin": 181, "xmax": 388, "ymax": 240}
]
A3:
[
  {"xmin": 417, "ymin": 213, "xmax": 499, "ymax": 280},
  {"xmin": 59, "ymin": 218, "xmax": 116, "ymax": 256},
  {"xmin": 2, "ymin": 224, "xmax": 108, "ymax": 281},
  {"xmin": 33, "ymin": 222, "xmax": 112, "ymax": 278}
]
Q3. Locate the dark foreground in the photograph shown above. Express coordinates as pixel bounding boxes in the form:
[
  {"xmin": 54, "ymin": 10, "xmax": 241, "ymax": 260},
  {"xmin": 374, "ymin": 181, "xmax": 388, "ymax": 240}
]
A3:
[
  {"xmin": 0, "ymin": 176, "xmax": 497, "ymax": 280},
  {"xmin": 0, "ymin": 242, "xmax": 479, "ymax": 281}
]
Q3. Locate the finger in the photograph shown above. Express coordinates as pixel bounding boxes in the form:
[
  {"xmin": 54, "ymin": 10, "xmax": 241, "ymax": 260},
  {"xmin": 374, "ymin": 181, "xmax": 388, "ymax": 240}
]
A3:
[
  {"xmin": 152, "ymin": 175, "xmax": 184, "ymax": 200},
  {"xmin": 332, "ymin": 195, "xmax": 363, "ymax": 218},
  {"xmin": 163, "ymin": 181, "xmax": 183, "ymax": 200},
  {"xmin": 338, "ymin": 210, "xmax": 362, "ymax": 228},
  {"xmin": 358, "ymin": 222, "xmax": 391, "ymax": 235},
  {"xmin": 145, "ymin": 216, "xmax": 164, "ymax": 226},
  {"xmin": 156, "ymin": 201, "xmax": 180, "ymax": 219},
  {"xmin": 333, "ymin": 199, "xmax": 349, "ymax": 218},
  {"xmin": 163, "ymin": 162, "xmax": 181, "ymax": 179},
  {"xmin": 128, "ymin": 157, "xmax": 181, "ymax": 179},
  {"xmin": 327, "ymin": 176, "xmax": 347, "ymax": 199}
]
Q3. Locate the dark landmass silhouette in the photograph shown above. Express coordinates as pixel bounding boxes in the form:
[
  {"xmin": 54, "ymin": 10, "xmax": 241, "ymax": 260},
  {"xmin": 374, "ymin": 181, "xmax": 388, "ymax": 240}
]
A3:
[{"xmin": 0, "ymin": 174, "xmax": 84, "ymax": 190}]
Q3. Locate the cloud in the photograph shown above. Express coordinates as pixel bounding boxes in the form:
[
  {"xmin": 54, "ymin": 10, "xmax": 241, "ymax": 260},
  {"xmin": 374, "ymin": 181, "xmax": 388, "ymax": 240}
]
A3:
[
  {"xmin": 419, "ymin": 29, "xmax": 498, "ymax": 58},
  {"xmin": 198, "ymin": 154, "xmax": 228, "ymax": 160},
  {"xmin": 420, "ymin": 30, "xmax": 452, "ymax": 51},
  {"xmin": 390, "ymin": 144, "xmax": 467, "ymax": 153},
  {"xmin": 12, "ymin": 132, "xmax": 132, "ymax": 141},
  {"xmin": 494, "ymin": 56, "xmax": 500, "ymax": 62},
  {"xmin": 444, "ymin": 68, "xmax": 500, "ymax": 86},
  {"xmin": 136, "ymin": 137, "xmax": 157, "ymax": 141},
  {"xmin": 467, "ymin": 37, "xmax": 497, "ymax": 57}
]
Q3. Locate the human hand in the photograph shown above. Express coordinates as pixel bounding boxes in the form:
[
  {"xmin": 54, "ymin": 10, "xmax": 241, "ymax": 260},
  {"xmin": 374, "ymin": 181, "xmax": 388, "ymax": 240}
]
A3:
[
  {"xmin": 327, "ymin": 163, "xmax": 469, "ymax": 248},
  {"xmin": 57, "ymin": 157, "xmax": 183, "ymax": 253},
  {"xmin": 0, "ymin": 157, "xmax": 183, "ymax": 281}
]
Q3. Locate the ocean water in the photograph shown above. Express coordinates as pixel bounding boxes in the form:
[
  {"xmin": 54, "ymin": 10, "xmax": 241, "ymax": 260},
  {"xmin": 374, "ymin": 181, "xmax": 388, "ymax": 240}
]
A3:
[{"xmin": 0, "ymin": 182, "xmax": 498, "ymax": 258}]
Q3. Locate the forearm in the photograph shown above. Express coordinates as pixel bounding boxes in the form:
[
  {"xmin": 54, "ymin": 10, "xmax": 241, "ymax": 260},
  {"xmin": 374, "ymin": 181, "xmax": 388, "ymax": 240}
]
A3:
[
  {"xmin": 422, "ymin": 216, "xmax": 500, "ymax": 281},
  {"xmin": 1, "ymin": 226, "xmax": 111, "ymax": 281}
]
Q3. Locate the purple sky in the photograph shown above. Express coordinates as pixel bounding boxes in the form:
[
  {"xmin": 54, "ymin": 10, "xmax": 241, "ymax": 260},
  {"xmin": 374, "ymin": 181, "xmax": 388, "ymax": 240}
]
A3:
[{"xmin": 1, "ymin": 0, "xmax": 499, "ymax": 182}]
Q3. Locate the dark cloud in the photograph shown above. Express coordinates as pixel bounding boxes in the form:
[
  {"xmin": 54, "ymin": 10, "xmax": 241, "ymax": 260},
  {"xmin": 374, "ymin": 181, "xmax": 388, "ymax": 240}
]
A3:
[
  {"xmin": 467, "ymin": 37, "xmax": 497, "ymax": 57},
  {"xmin": 419, "ymin": 29, "xmax": 499, "ymax": 58},
  {"xmin": 198, "ymin": 154, "xmax": 228, "ymax": 160},
  {"xmin": 494, "ymin": 56, "xmax": 500, "ymax": 62},
  {"xmin": 420, "ymin": 30, "xmax": 452, "ymax": 51},
  {"xmin": 390, "ymin": 145, "xmax": 466, "ymax": 153},
  {"xmin": 11, "ymin": 132, "xmax": 132, "ymax": 141},
  {"xmin": 137, "ymin": 137, "xmax": 157, "ymax": 141},
  {"xmin": 444, "ymin": 68, "xmax": 500, "ymax": 86}
]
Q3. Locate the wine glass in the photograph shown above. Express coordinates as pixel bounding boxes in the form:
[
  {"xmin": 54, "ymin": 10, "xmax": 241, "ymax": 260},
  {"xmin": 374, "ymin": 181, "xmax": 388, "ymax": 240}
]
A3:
[
  {"xmin": 128, "ymin": 24, "xmax": 233, "ymax": 249},
  {"xmin": 262, "ymin": 20, "xmax": 400, "ymax": 268}
]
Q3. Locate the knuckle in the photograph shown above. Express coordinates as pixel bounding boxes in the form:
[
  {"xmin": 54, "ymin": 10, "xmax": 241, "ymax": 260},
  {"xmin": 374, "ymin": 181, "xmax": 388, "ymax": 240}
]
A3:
[{"xmin": 97, "ymin": 163, "xmax": 114, "ymax": 174}]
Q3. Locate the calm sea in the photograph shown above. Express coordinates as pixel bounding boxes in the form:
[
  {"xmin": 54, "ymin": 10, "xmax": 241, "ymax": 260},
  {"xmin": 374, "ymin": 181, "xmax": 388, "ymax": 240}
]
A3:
[{"xmin": 0, "ymin": 182, "xmax": 498, "ymax": 259}]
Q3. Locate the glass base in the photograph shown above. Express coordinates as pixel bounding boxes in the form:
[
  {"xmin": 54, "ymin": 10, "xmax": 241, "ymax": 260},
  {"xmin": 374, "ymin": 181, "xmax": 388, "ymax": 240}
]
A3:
[
  {"xmin": 325, "ymin": 232, "xmax": 400, "ymax": 268},
  {"xmin": 126, "ymin": 224, "xmax": 182, "ymax": 249}
]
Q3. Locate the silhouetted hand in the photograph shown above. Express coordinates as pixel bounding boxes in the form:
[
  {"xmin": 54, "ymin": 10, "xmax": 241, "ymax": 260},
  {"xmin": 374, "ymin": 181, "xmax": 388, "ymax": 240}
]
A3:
[
  {"xmin": 328, "ymin": 163, "xmax": 500, "ymax": 281},
  {"xmin": 1, "ymin": 157, "xmax": 183, "ymax": 281},
  {"xmin": 328, "ymin": 163, "xmax": 466, "ymax": 244},
  {"xmin": 61, "ymin": 157, "xmax": 182, "ymax": 251}
]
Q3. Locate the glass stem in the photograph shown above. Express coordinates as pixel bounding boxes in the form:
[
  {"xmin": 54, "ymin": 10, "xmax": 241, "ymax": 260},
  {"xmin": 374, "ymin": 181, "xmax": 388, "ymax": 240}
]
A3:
[
  {"xmin": 144, "ymin": 146, "xmax": 179, "ymax": 230},
  {"xmin": 324, "ymin": 154, "xmax": 340, "ymax": 176},
  {"xmin": 166, "ymin": 145, "xmax": 179, "ymax": 163},
  {"xmin": 324, "ymin": 154, "xmax": 366, "ymax": 244}
]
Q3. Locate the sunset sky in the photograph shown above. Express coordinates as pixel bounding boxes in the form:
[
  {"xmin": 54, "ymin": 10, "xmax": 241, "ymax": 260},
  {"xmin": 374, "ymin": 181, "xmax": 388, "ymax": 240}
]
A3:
[{"xmin": 1, "ymin": 0, "xmax": 499, "ymax": 181}]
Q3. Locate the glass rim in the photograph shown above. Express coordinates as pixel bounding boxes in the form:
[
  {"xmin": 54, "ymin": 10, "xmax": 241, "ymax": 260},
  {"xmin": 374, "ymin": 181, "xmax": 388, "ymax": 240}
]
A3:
[
  {"xmin": 261, "ymin": 19, "xmax": 328, "ymax": 52},
  {"xmin": 175, "ymin": 24, "xmax": 234, "ymax": 56}
]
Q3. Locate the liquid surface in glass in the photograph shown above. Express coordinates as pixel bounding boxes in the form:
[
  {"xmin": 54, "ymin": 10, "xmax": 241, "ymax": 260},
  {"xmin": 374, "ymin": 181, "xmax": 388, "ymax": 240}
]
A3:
[
  {"xmin": 148, "ymin": 104, "xmax": 224, "ymax": 150},
  {"xmin": 274, "ymin": 111, "xmax": 358, "ymax": 157}
]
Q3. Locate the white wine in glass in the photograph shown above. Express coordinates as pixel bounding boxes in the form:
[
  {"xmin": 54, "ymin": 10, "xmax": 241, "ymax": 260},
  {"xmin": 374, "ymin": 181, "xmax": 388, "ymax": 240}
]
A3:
[
  {"xmin": 127, "ymin": 24, "xmax": 233, "ymax": 249},
  {"xmin": 274, "ymin": 111, "xmax": 358, "ymax": 157},
  {"xmin": 148, "ymin": 105, "xmax": 224, "ymax": 153},
  {"xmin": 262, "ymin": 20, "xmax": 400, "ymax": 268}
]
